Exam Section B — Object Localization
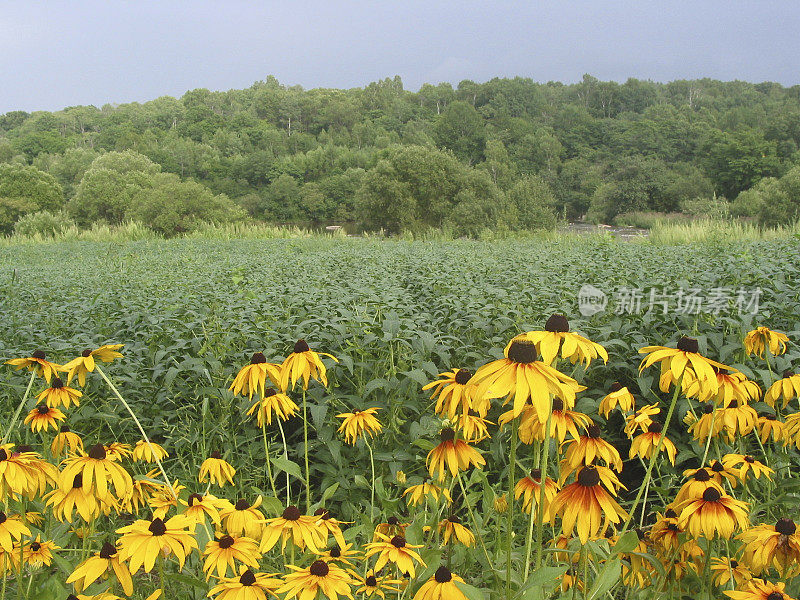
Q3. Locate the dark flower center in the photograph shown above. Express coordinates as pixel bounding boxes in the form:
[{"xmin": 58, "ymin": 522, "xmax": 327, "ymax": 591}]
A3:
[
  {"xmin": 52, "ymin": 377, "xmax": 64, "ymax": 389},
  {"xmin": 744, "ymin": 455, "xmax": 755, "ymax": 463},
  {"xmin": 314, "ymin": 508, "xmax": 330, "ymax": 518},
  {"xmin": 552, "ymin": 398, "xmax": 564, "ymax": 412},
  {"xmin": 677, "ymin": 337, "xmax": 699, "ymax": 353},
  {"xmin": 665, "ymin": 508, "xmax": 677, "ymax": 519},
  {"xmin": 294, "ymin": 339, "xmax": 310, "ymax": 353},
  {"xmin": 387, "ymin": 516, "xmax": 399, "ymax": 525},
  {"xmin": 30, "ymin": 542, "xmax": 41, "ymax": 551},
  {"xmin": 714, "ymin": 367, "xmax": 729, "ymax": 375},
  {"xmin": 767, "ymin": 593, "xmax": 784, "ymax": 600},
  {"xmin": 586, "ymin": 424, "xmax": 601, "ymax": 438},
  {"xmin": 235, "ymin": 499, "xmax": 250, "ymax": 510},
  {"xmin": 440, "ymin": 428, "xmax": 455, "ymax": 442},
  {"xmin": 761, "ymin": 412, "xmax": 777, "ymax": 421},
  {"xmin": 67, "ymin": 596, "xmax": 80, "ymax": 600},
  {"xmin": 31, "ymin": 350, "xmax": 46, "ymax": 360},
  {"xmin": 210, "ymin": 450, "xmax": 221, "ymax": 459},
  {"xmin": 390, "ymin": 535, "xmax": 406, "ymax": 548},
  {"xmin": 634, "ymin": 528, "xmax": 645, "ymax": 541},
  {"xmin": 776, "ymin": 518, "xmax": 797, "ymax": 535},
  {"xmin": 702, "ymin": 488, "xmax": 721, "ymax": 502},
  {"xmin": 148, "ymin": 518, "xmax": 167, "ymax": 536},
  {"xmin": 365, "ymin": 575, "xmax": 377, "ymax": 586},
  {"xmin": 577, "ymin": 466, "xmax": 600, "ymax": 487},
  {"xmin": 250, "ymin": 352, "xmax": 267, "ymax": 364},
  {"xmin": 0, "ymin": 513, "xmax": 5, "ymax": 524},
  {"xmin": 309, "ymin": 560, "xmax": 329, "ymax": 576},
  {"xmin": 507, "ymin": 339, "xmax": 538, "ymax": 364},
  {"xmin": 99, "ymin": 542, "xmax": 116, "ymax": 558},
  {"xmin": 783, "ymin": 370, "xmax": 794, "ymax": 379},
  {"xmin": 434, "ymin": 566, "xmax": 453, "ymax": 583},
  {"xmin": 73, "ymin": 474, "xmax": 83, "ymax": 489},
  {"xmin": 17, "ymin": 445, "xmax": 32, "ymax": 453},
  {"xmin": 454, "ymin": 369, "xmax": 472, "ymax": 385},
  {"xmin": 728, "ymin": 400, "xmax": 740, "ymax": 409},
  {"xmin": 448, "ymin": 515, "xmax": 461, "ymax": 524},
  {"xmin": 264, "ymin": 388, "xmax": 277, "ymax": 397},
  {"xmin": 711, "ymin": 461, "xmax": 724, "ymax": 472},
  {"xmin": 0, "ymin": 450, "xmax": 6, "ymax": 462},
  {"xmin": 545, "ymin": 314, "xmax": 569, "ymax": 333},
  {"xmin": 730, "ymin": 559, "xmax": 738, "ymax": 568},
  {"xmin": 60, "ymin": 425, "xmax": 71, "ymax": 433},
  {"xmin": 647, "ymin": 421, "xmax": 663, "ymax": 434},
  {"xmin": 609, "ymin": 382, "xmax": 623, "ymax": 392},
  {"xmin": 330, "ymin": 544, "xmax": 341, "ymax": 557},
  {"xmin": 88, "ymin": 444, "xmax": 106, "ymax": 460},
  {"xmin": 188, "ymin": 493, "xmax": 203, "ymax": 506},
  {"xmin": 693, "ymin": 469, "xmax": 711, "ymax": 482},
  {"xmin": 81, "ymin": 349, "xmax": 93, "ymax": 358},
  {"xmin": 282, "ymin": 506, "xmax": 301, "ymax": 521},
  {"xmin": 37, "ymin": 404, "xmax": 50, "ymax": 414},
  {"xmin": 218, "ymin": 535, "xmax": 235, "ymax": 549},
  {"xmin": 702, "ymin": 403, "xmax": 714, "ymax": 414},
  {"xmin": 530, "ymin": 468, "xmax": 542, "ymax": 480},
  {"xmin": 240, "ymin": 570, "xmax": 257, "ymax": 586},
  {"xmin": 667, "ymin": 523, "xmax": 679, "ymax": 532}
]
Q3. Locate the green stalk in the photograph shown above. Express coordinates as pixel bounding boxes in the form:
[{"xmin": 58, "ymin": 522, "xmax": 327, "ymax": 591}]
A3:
[
  {"xmin": 1, "ymin": 372, "xmax": 35, "ymax": 444},
  {"xmin": 261, "ymin": 422, "xmax": 278, "ymax": 499},
  {"xmin": 505, "ymin": 417, "xmax": 518, "ymax": 600},
  {"xmin": 95, "ymin": 365, "xmax": 176, "ymax": 498},
  {"xmin": 302, "ymin": 388, "xmax": 310, "ymax": 512},
  {"xmin": 365, "ymin": 438, "xmax": 375, "ymax": 521},
  {"xmin": 700, "ymin": 405, "xmax": 718, "ymax": 465},
  {"xmin": 456, "ymin": 472, "xmax": 493, "ymax": 568},
  {"xmin": 276, "ymin": 419, "xmax": 291, "ymax": 505},
  {"xmin": 523, "ymin": 439, "xmax": 542, "ymax": 581},
  {"xmin": 534, "ymin": 397, "xmax": 554, "ymax": 570}
]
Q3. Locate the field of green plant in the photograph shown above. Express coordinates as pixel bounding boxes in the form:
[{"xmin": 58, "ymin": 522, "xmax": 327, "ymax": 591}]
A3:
[{"xmin": 1, "ymin": 235, "xmax": 799, "ymax": 600}]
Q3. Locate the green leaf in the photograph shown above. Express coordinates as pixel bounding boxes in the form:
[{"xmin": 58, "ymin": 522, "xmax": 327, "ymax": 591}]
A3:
[
  {"xmin": 454, "ymin": 580, "xmax": 487, "ymax": 600},
  {"xmin": 586, "ymin": 557, "xmax": 622, "ymax": 600},
  {"xmin": 612, "ymin": 530, "xmax": 640, "ymax": 554},
  {"xmin": 271, "ymin": 456, "xmax": 304, "ymax": 481},
  {"xmin": 321, "ymin": 482, "xmax": 339, "ymax": 503}
]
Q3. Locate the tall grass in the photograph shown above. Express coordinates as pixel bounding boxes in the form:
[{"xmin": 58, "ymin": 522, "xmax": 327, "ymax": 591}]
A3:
[{"xmin": 647, "ymin": 218, "xmax": 800, "ymax": 244}]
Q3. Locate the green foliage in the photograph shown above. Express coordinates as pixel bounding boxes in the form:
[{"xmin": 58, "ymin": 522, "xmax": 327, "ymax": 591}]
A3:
[
  {"xmin": 0, "ymin": 163, "xmax": 64, "ymax": 233},
  {"xmin": 433, "ymin": 101, "xmax": 486, "ymax": 164},
  {"xmin": 12, "ymin": 209, "xmax": 76, "ymax": 237},
  {"xmin": 506, "ymin": 175, "xmax": 558, "ymax": 231}
]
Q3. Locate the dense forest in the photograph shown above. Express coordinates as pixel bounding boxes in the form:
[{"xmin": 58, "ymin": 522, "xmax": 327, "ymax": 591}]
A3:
[{"xmin": 1, "ymin": 74, "xmax": 800, "ymax": 236}]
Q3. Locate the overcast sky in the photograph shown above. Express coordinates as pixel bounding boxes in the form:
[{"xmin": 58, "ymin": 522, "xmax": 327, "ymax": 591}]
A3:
[{"xmin": 2, "ymin": 1, "xmax": 799, "ymax": 114}]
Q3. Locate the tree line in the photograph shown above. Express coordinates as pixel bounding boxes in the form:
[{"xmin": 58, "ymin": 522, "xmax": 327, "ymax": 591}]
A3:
[{"xmin": 1, "ymin": 74, "xmax": 799, "ymax": 236}]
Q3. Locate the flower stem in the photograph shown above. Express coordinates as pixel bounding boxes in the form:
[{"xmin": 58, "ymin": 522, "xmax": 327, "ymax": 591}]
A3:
[
  {"xmin": 261, "ymin": 422, "xmax": 278, "ymax": 499},
  {"xmin": 456, "ymin": 472, "xmax": 493, "ymax": 568},
  {"xmin": 534, "ymin": 397, "xmax": 554, "ymax": 570},
  {"xmin": 523, "ymin": 440, "xmax": 542, "ymax": 581},
  {"xmin": 95, "ymin": 365, "xmax": 176, "ymax": 498},
  {"xmin": 366, "ymin": 438, "xmax": 375, "ymax": 521},
  {"xmin": 302, "ymin": 388, "xmax": 310, "ymax": 512},
  {"xmin": 505, "ymin": 417, "xmax": 518, "ymax": 600},
  {"xmin": 701, "ymin": 406, "xmax": 718, "ymax": 465},
  {"xmin": 1, "ymin": 372, "xmax": 35, "ymax": 444},
  {"xmin": 277, "ymin": 419, "xmax": 290, "ymax": 506}
]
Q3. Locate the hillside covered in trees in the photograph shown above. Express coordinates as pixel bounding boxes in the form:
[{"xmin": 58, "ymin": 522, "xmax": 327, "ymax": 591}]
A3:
[{"xmin": 1, "ymin": 74, "xmax": 800, "ymax": 236}]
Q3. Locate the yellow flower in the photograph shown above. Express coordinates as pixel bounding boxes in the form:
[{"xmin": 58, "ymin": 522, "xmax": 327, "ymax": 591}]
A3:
[
  {"xmin": 24, "ymin": 404, "xmax": 66, "ymax": 433},
  {"xmin": 685, "ymin": 368, "xmax": 762, "ymax": 405},
  {"xmin": 598, "ymin": 382, "xmax": 635, "ymax": 418},
  {"xmin": 765, "ymin": 370, "xmax": 800, "ymax": 408},
  {"xmin": 104, "ymin": 442, "xmax": 133, "ymax": 461},
  {"xmin": 280, "ymin": 339, "xmax": 337, "ymax": 391},
  {"xmin": 62, "ymin": 344, "xmax": 124, "ymax": 386},
  {"xmin": 202, "ymin": 534, "xmax": 261, "ymax": 579},
  {"xmin": 562, "ymin": 423, "xmax": 623, "ymax": 473},
  {"xmin": 66, "ymin": 541, "xmax": 133, "ymax": 595},
  {"xmin": 688, "ymin": 403, "xmax": 724, "ymax": 442},
  {"xmin": 514, "ymin": 469, "xmax": 559, "ymax": 516},
  {"xmin": 412, "ymin": 566, "xmax": 469, "ymax": 600},
  {"xmin": 278, "ymin": 560, "xmax": 354, "ymax": 600},
  {"xmin": 199, "ymin": 452, "xmax": 236, "ymax": 486},
  {"xmin": 629, "ymin": 423, "xmax": 677, "ymax": 465},
  {"xmin": 0, "ymin": 512, "xmax": 30, "ymax": 552},
  {"xmin": 786, "ymin": 412, "xmax": 800, "ymax": 449},
  {"xmin": 675, "ymin": 469, "xmax": 724, "ymax": 504},
  {"xmin": 438, "ymin": 515, "xmax": 475, "ymax": 547},
  {"xmin": 756, "ymin": 411, "xmax": 784, "ymax": 444},
  {"xmin": 469, "ymin": 333, "xmax": 584, "ymax": 421},
  {"xmin": 725, "ymin": 578, "xmax": 796, "ymax": 600},
  {"xmin": 50, "ymin": 426, "xmax": 83, "ymax": 458},
  {"xmin": 44, "ymin": 472, "xmax": 104, "ymax": 522},
  {"xmin": 122, "ymin": 470, "xmax": 164, "ymax": 514},
  {"xmin": 373, "ymin": 517, "xmax": 408, "ymax": 542},
  {"xmin": 624, "ymin": 404, "xmax": 661, "ymax": 437},
  {"xmin": 313, "ymin": 508, "xmax": 349, "ymax": 551},
  {"xmin": 182, "ymin": 492, "xmax": 229, "ymax": 527},
  {"xmin": 422, "ymin": 368, "xmax": 482, "ymax": 419},
  {"xmin": 221, "ymin": 497, "xmax": 265, "ymax": 539},
  {"xmin": 639, "ymin": 336, "xmax": 730, "ymax": 396},
  {"xmin": 426, "ymin": 428, "xmax": 485, "ymax": 481},
  {"xmin": 402, "ymin": 482, "xmax": 451, "ymax": 507},
  {"xmin": 523, "ymin": 314, "xmax": 608, "ymax": 366},
  {"xmin": 738, "ymin": 518, "xmax": 800, "ymax": 576},
  {"xmin": 315, "ymin": 541, "xmax": 362, "ymax": 568},
  {"xmin": 22, "ymin": 535, "xmax": 58, "ymax": 567},
  {"xmin": 208, "ymin": 566, "xmax": 283, "ymax": 600},
  {"xmin": 722, "ymin": 454, "xmax": 774, "ymax": 482},
  {"xmin": 4, "ymin": 350, "xmax": 61, "ymax": 383},
  {"xmin": 131, "ymin": 439, "xmax": 169, "ymax": 463},
  {"xmin": 364, "ymin": 533, "xmax": 425, "ymax": 578},
  {"xmin": 677, "ymin": 487, "xmax": 749, "ymax": 539},
  {"xmin": 336, "ymin": 408, "xmax": 382, "ymax": 445},
  {"xmin": 260, "ymin": 506, "xmax": 326, "ymax": 553},
  {"xmin": 455, "ymin": 413, "xmax": 492, "ymax": 443},
  {"xmin": 59, "ymin": 444, "xmax": 133, "ymax": 501},
  {"xmin": 493, "ymin": 494, "xmax": 508, "ymax": 514},
  {"xmin": 246, "ymin": 388, "xmax": 298, "ymax": 426},
  {"xmin": 230, "ymin": 352, "xmax": 282, "ymax": 400},
  {"xmin": 0, "ymin": 446, "xmax": 44, "ymax": 500},
  {"xmin": 744, "ymin": 327, "xmax": 790, "ymax": 358},
  {"xmin": 720, "ymin": 400, "xmax": 758, "ymax": 441},
  {"xmin": 354, "ymin": 570, "xmax": 401, "ymax": 598},
  {"xmin": 502, "ymin": 399, "xmax": 591, "ymax": 445},
  {"xmin": 36, "ymin": 377, "xmax": 82, "ymax": 408},
  {"xmin": 116, "ymin": 515, "xmax": 197, "ymax": 572}
]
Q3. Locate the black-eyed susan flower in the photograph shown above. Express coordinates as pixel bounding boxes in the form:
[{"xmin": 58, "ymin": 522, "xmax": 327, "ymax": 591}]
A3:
[
  {"xmin": 624, "ymin": 404, "xmax": 661, "ymax": 437},
  {"xmin": 725, "ymin": 578, "xmax": 797, "ymax": 600},
  {"xmin": 182, "ymin": 492, "xmax": 229, "ymax": 527},
  {"xmin": 116, "ymin": 515, "xmax": 197, "ymax": 572},
  {"xmin": 280, "ymin": 339, "xmax": 337, "ymax": 391},
  {"xmin": 208, "ymin": 566, "xmax": 283, "ymax": 600},
  {"xmin": 469, "ymin": 333, "xmax": 584, "ymax": 421},
  {"xmin": 426, "ymin": 428, "xmax": 485, "ymax": 482},
  {"xmin": 202, "ymin": 534, "xmax": 261, "ymax": 579},
  {"xmin": 313, "ymin": 508, "xmax": 349, "ymax": 550},
  {"xmin": 0, "ymin": 546, "xmax": 18, "ymax": 574},
  {"xmin": 514, "ymin": 469, "xmax": 558, "ymax": 516},
  {"xmin": 423, "ymin": 368, "xmax": 482, "ymax": 418},
  {"xmin": 402, "ymin": 482, "xmax": 451, "ymax": 507},
  {"xmin": 688, "ymin": 403, "xmax": 724, "ymax": 442},
  {"xmin": 599, "ymin": 382, "xmax": 635, "ymax": 418},
  {"xmin": 261, "ymin": 505, "xmax": 326, "ymax": 553},
  {"xmin": 278, "ymin": 560, "xmax": 354, "ymax": 600},
  {"xmin": 562, "ymin": 423, "xmax": 623, "ymax": 473},
  {"xmin": 221, "ymin": 497, "xmax": 265, "ymax": 539},
  {"xmin": 439, "ymin": 515, "xmax": 475, "ymax": 547},
  {"xmin": 24, "ymin": 404, "xmax": 65, "ymax": 433},
  {"xmin": 720, "ymin": 400, "xmax": 758, "ymax": 441},
  {"xmin": 122, "ymin": 470, "xmax": 164, "ymax": 514},
  {"xmin": 51, "ymin": 426, "xmax": 83, "ymax": 458},
  {"xmin": 722, "ymin": 454, "xmax": 774, "ymax": 482},
  {"xmin": 336, "ymin": 408, "xmax": 382, "ymax": 445},
  {"xmin": 132, "ymin": 439, "xmax": 169, "ymax": 463},
  {"xmin": 199, "ymin": 452, "xmax": 236, "ymax": 487},
  {"xmin": 629, "ymin": 422, "xmax": 677, "ymax": 465},
  {"xmin": 756, "ymin": 412, "xmax": 785, "ymax": 444},
  {"xmin": 62, "ymin": 345, "xmax": 124, "ymax": 386},
  {"xmin": 246, "ymin": 388, "xmax": 298, "ymax": 426},
  {"xmin": 365, "ymin": 533, "xmax": 425, "ymax": 578},
  {"xmin": 455, "ymin": 413, "xmax": 492, "ymax": 443},
  {"xmin": 785, "ymin": 412, "xmax": 800, "ymax": 449},
  {"xmin": 21, "ymin": 536, "xmax": 58, "ymax": 567},
  {"xmin": 66, "ymin": 541, "xmax": 133, "ymax": 595},
  {"xmin": 505, "ymin": 398, "xmax": 591, "ymax": 445},
  {"xmin": 639, "ymin": 336, "xmax": 730, "ymax": 396},
  {"xmin": 373, "ymin": 516, "xmax": 408, "ymax": 541},
  {"xmin": 675, "ymin": 469, "xmax": 724, "ymax": 504},
  {"xmin": 685, "ymin": 367, "xmax": 761, "ymax": 406},
  {"xmin": 149, "ymin": 479, "xmax": 185, "ymax": 519},
  {"xmin": 104, "ymin": 442, "xmax": 133, "ymax": 461},
  {"xmin": 24, "ymin": 512, "xmax": 43, "ymax": 527},
  {"xmin": 59, "ymin": 444, "xmax": 133, "ymax": 501},
  {"xmin": 0, "ymin": 512, "xmax": 30, "ymax": 552},
  {"xmin": 10, "ymin": 445, "xmax": 57, "ymax": 500},
  {"xmin": 493, "ymin": 494, "xmax": 508, "ymax": 514},
  {"xmin": 744, "ymin": 327, "xmax": 790, "ymax": 359},
  {"xmin": 44, "ymin": 473, "xmax": 103, "ymax": 522},
  {"xmin": 0, "ymin": 446, "xmax": 40, "ymax": 499},
  {"xmin": 5, "ymin": 350, "xmax": 61, "ymax": 383},
  {"xmin": 766, "ymin": 371, "xmax": 800, "ymax": 409},
  {"xmin": 230, "ymin": 353, "xmax": 282, "ymax": 400},
  {"xmin": 549, "ymin": 465, "xmax": 627, "ymax": 544},
  {"xmin": 677, "ymin": 486, "xmax": 749, "ymax": 539},
  {"xmin": 738, "ymin": 518, "xmax": 800, "ymax": 576},
  {"xmin": 412, "ymin": 566, "xmax": 468, "ymax": 600},
  {"xmin": 708, "ymin": 460, "xmax": 741, "ymax": 488},
  {"xmin": 316, "ymin": 542, "xmax": 361, "ymax": 568},
  {"xmin": 711, "ymin": 556, "xmax": 753, "ymax": 588},
  {"xmin": 354, "ymin": 570, "xmax": 401, "ymax": 598},
  {"xmin": 37, "ymin": 377, "xmax": 82, "ymax": 409},
  {"xmin": 524, "ymin": 314, "xmax": 608, "ymax": 367},
  {"xmin": 649, "ymin": 508, "xmax": 684, "ymax": 553}
]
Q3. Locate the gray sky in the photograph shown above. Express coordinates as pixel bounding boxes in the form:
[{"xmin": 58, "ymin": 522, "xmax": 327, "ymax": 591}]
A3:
[{"xmin": 2, "ymin": 1, "xmax": 799, "ymax": 114}]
